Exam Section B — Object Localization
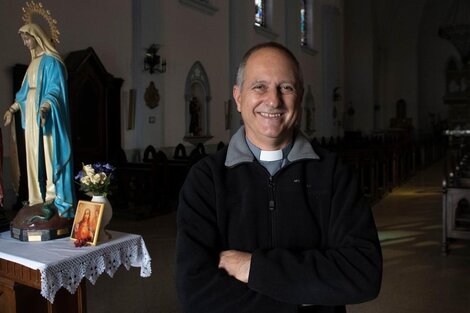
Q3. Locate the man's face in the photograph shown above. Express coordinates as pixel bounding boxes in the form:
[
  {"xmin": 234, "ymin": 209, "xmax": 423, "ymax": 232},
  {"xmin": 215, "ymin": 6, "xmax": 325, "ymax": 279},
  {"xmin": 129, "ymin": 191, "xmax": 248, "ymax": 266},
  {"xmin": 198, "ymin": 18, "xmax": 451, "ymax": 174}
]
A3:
[{"xmin": 233, "ymin": 47, "xmax": 303, "ymax": 150}]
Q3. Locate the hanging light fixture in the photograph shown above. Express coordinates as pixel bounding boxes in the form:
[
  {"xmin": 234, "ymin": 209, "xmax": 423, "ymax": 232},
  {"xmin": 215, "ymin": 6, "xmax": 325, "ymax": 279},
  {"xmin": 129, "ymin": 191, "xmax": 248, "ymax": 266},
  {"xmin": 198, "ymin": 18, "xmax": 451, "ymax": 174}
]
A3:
[{"xmin": 144, "ymin": 44, "xmax": 167, "ymax": 74}]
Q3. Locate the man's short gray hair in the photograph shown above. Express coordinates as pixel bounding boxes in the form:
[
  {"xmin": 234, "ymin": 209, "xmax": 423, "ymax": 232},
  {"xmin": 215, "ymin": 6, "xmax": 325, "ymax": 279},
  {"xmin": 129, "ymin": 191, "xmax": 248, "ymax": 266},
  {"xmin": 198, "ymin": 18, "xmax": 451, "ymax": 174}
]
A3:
[{"xmin": 235, "ymin": 42, "xmax": 304, "ymax": 92}]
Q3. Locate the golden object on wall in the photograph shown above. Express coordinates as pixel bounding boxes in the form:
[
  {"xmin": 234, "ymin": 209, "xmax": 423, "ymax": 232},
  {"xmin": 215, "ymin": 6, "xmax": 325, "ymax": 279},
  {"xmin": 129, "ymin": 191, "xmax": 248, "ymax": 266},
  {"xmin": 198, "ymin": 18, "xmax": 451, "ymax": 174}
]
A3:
[
  {"xmin": 127, "ymin": 89, "xmax": 136, "ymax": 130},
  {"xmin": 144, "ymin": 81, "xmax": 160, "ymax": 109}
]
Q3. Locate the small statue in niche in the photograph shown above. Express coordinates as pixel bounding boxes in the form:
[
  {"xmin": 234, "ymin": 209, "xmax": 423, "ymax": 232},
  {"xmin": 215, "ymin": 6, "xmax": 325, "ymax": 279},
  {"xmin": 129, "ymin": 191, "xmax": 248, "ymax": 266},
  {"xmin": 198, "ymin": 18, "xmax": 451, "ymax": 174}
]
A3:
[
  {"xmin": 390, "ymin": 98, "xmax": 413, "ymax": 130},
  {"xmin": 189, "ymin": 97, "xmax": 202, "ymax": 136},
  {"xmin": 144, "ymin": 81, "xmax": 160, "ymax": 109}
]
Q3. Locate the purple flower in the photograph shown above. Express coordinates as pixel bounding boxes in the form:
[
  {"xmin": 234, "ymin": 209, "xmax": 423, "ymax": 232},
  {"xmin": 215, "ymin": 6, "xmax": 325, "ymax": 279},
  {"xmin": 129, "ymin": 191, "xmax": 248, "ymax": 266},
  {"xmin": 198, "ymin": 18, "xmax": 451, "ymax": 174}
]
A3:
[{"xmin": 74, "ymin": 171, "xmax": 84, "ymax": 181}]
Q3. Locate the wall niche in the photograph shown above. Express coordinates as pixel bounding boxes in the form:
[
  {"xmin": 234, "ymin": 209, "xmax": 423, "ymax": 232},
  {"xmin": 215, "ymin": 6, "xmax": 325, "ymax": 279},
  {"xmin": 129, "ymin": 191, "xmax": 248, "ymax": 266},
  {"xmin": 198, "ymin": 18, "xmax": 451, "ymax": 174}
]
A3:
[{"xmin": 183, "ymin": 61, "xmax": 213, "ymax": 146}]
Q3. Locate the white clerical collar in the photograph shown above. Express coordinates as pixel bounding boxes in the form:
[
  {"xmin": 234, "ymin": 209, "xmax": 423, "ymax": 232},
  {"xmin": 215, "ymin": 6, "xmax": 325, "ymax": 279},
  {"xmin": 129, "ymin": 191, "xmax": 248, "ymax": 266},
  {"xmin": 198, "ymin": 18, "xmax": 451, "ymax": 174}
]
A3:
[{"xmin": 259, "ymin": 149, "xmax": 283, "ymax": 161}]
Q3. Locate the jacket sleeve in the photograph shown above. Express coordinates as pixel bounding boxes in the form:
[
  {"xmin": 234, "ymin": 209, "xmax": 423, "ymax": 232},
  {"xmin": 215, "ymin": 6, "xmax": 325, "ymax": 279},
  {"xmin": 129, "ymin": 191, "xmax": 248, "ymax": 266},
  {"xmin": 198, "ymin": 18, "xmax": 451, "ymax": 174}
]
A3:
[
  {"xmin": 248, "ymin": 160, "xmax": 382, "ymax": 306},
  {"xmin": 176, "ymin": 162, "xmax": 284, "ymax": 313}
]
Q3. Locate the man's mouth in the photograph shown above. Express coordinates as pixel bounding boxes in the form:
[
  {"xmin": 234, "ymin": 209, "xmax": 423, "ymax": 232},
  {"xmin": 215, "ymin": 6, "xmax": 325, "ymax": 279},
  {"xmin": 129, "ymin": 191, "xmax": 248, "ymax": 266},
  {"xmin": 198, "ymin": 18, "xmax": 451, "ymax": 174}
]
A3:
[{"xmin": 258, "ymin": 112, "xmax": 283, "ymax": 118}]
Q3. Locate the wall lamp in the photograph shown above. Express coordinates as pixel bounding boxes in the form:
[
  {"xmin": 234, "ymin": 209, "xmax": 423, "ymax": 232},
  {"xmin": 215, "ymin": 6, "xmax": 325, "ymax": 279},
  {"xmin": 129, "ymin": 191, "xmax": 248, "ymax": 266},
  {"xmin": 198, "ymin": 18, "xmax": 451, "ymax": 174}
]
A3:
[{"xmin": 144, "ymin": 44, "xmax": 167, "ymax": 74}]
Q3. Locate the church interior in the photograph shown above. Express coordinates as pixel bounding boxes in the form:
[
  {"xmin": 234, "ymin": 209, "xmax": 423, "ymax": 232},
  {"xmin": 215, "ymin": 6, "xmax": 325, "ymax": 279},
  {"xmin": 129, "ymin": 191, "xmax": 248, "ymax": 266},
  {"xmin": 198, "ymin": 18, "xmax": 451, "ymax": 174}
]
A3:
[{"xmin": 0, "ymin": 0, "xmax": 470, "ymax": 312}]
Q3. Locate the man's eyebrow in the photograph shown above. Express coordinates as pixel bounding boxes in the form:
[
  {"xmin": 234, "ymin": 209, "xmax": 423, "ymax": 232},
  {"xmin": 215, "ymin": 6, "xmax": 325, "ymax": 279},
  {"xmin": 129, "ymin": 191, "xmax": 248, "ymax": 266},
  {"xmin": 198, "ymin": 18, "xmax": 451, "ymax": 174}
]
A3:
[
  {"xmin": 248, "ymin": 80, "xmax": 268, "ymax": 86},
  {"xmin": 249, "ymin": 80, "xmax": 295, "ymax": 85}
]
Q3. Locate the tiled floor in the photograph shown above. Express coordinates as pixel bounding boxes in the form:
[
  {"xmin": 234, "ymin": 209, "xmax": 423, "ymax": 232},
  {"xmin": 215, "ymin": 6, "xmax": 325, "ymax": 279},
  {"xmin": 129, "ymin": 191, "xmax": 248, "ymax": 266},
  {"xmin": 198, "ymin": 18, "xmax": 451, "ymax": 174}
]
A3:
[
  {"xmin": 348, "ymin": 160, "xmax": 470, "ymax": 313},
  {"xmin": 14, "ymin": 159, "xmax": 469, "ymax": 313}
]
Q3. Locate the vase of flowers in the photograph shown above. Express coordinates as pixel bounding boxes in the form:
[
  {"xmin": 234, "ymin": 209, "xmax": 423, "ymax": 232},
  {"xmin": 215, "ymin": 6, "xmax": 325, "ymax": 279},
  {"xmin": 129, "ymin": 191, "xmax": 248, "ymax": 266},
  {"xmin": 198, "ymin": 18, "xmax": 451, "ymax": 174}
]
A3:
[
  {"xmin": 90, "ymin": 194, "xmax": 113, "ymax": 241},
  {"xmin": 75, "ymin": 163, "xmax": 115, "ymax": 242}
]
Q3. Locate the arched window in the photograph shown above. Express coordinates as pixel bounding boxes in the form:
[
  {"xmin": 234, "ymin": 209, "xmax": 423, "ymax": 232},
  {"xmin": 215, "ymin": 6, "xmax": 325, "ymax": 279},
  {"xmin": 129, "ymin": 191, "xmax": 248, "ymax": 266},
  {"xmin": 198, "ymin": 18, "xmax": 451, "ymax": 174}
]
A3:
[
  {"xmin": 300, "ymin": 0, "xmax": 307, "ymax": 46},
  {"xmin": 255, "ymin": 0, "xmax": 266, "ymax": 27},
  {"xmin": 300, "ymin": 0, "xmax": 315, "ymax": 50}
]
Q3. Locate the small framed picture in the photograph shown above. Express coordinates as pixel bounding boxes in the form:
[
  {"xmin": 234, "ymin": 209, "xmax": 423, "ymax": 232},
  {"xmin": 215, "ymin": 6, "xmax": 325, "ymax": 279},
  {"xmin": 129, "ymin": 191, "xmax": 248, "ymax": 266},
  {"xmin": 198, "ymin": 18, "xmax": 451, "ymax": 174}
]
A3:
[{"xmin": 71, "ymin": 200, "xmax": 105, "ymax": 246}]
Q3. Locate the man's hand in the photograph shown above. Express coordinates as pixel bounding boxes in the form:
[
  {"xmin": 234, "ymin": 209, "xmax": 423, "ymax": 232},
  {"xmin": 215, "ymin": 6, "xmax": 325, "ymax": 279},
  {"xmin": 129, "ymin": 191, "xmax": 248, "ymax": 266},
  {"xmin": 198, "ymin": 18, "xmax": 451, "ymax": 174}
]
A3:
[{"xmin": 218, "ymin": 250, "xmax": 252, "ymax": 283}]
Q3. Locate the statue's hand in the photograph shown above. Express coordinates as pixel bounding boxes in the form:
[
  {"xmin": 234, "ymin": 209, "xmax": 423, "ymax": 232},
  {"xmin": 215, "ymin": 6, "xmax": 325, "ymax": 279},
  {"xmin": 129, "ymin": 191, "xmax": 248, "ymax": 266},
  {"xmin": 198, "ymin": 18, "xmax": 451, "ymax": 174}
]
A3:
[
  {"xmin": 3, "ymin": 110, "xmax": 12, "ymax": 127},
  {"xmin": 39, "ymin": 103, "xmax": 51, "ymax": 127}
]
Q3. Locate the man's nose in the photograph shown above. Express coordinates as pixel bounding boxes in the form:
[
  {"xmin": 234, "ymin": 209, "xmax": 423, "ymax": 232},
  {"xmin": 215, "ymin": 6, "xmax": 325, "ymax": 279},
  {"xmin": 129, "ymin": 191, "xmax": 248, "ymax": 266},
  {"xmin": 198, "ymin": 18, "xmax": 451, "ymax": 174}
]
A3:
[{"xmin": 265, "ymin": 87, "xmax": 282, "ymax": 107}]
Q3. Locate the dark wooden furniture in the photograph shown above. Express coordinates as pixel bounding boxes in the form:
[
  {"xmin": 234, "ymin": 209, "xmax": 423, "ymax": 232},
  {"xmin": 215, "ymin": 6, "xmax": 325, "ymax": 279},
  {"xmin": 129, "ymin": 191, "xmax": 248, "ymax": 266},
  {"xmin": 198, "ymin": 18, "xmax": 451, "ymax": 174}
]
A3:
[
  {"xmin": 0, "ymin": 259, "xmax": 86, "ymax": 313},
  {"xmin": 111, "ymin": 149, "xmax": 190, "ymax": 218},
  {"xmin": 0, "ymin": 231, "xmax": 150, "ymax": 312},
  {"xmin": 316, "ymin": 131, "xmax": 446, "ymax": 206},
  {"xmin": 442, "ymin": 130, "xmax": 470, "ymax": 255},
  {"xmin": 65, "ymin": 47, "xmax": 123, "ymax": 168},
  {"xmin": 0, "ymin": 128, "xmax": 10, "ymax": 232}
]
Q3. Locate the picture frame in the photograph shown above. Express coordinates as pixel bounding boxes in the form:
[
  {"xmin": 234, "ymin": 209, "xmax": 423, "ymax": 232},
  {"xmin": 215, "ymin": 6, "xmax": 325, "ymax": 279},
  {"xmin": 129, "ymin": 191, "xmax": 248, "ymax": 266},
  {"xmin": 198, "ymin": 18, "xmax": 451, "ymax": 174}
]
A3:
[
  {"xmin": 127, "ymin": 88, "xmax": 136, "ymax": 130},
  {"xmin": 70, "ymin": 200, "xmax": 105, "ymax": 246}
]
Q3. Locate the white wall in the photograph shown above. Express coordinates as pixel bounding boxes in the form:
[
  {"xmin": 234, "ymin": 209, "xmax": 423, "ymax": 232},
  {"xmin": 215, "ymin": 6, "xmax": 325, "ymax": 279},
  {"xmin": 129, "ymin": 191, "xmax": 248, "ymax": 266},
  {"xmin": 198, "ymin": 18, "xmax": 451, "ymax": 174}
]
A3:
[
  {"xmin": 344, "ymin": 0, "xmax": 374, "ymax": 133},
  {"xmin": 159, "ymin": 0, "xmax": 230, "ymax": 149},
  {"xmin": 418, "ymin": 0, "xmax": 459, "ymax": 135},
  {"xmin": 381, "ymin": 0, "xmax": 427, "ymax": 132},
  {"xmin": 344, "ymin": 0, "xmax": 442, "ymax": 137}
]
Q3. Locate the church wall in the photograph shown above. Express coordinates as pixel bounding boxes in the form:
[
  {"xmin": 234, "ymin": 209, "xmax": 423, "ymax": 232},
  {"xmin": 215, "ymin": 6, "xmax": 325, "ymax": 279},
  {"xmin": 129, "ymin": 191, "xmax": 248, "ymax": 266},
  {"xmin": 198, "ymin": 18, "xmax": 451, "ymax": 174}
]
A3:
[
  {"xmin": 418, "ymin": 0, "xmax": 459, "ymax": 136},
  {"xmin": 383, "ymin": 0, "xmax": 426, "ymax": 133},
  {"xmin": 158, "ymin": 0, "xmax": 230, "ymax": 150},
  {"xmin": 344, "ymin": 0, "xmax": 374, "ymax": 134},
  {"xmin": 344, "ymin": 0, "xmax": 425, "ymax": 135}
]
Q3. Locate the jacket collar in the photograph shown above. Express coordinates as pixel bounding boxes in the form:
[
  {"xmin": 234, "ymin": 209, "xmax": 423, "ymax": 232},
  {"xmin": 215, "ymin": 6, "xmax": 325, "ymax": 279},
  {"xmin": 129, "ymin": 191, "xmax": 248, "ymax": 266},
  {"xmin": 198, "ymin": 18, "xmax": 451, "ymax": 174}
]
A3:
[{"xmin": 225, "ymin": 126, "xmax": 319, "ymax": 167}]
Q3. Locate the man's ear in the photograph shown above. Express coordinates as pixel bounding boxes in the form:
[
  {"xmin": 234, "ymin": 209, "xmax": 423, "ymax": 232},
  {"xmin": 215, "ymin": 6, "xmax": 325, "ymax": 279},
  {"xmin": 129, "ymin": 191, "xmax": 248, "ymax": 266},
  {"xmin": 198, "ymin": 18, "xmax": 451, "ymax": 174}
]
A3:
[{"xmin": 233, "ymin": 85, "xmax": 242, "ymax": 112}]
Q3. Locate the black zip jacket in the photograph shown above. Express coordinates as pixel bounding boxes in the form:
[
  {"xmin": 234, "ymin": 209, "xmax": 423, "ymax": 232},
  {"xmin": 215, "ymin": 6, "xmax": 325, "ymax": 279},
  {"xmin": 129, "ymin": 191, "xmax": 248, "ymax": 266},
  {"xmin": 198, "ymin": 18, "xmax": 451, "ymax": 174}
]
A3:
[{"xmin": 176, "ymin": 128, "xmax": 382, "ymax": 313}]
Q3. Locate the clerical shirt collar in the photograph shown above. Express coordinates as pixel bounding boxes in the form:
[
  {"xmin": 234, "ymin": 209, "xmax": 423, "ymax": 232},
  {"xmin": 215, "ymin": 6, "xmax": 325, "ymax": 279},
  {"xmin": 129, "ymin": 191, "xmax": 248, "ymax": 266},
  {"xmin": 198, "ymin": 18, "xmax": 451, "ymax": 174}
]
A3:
[
  {"xmin": 246, "ymin": 139, "xmax": 293, "ymax": 160},
  {"xmin": 259, "ymin": 149, "xmax": 283, "ymax": 161}
]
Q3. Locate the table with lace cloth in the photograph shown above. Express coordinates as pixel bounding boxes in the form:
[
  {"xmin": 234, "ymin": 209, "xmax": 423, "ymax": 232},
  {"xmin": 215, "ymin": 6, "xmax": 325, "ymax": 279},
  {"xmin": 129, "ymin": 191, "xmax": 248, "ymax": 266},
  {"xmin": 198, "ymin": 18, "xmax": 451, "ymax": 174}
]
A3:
[{"xmin": 0, "ymin": 230, "xmax": 152, "ymax": 305}]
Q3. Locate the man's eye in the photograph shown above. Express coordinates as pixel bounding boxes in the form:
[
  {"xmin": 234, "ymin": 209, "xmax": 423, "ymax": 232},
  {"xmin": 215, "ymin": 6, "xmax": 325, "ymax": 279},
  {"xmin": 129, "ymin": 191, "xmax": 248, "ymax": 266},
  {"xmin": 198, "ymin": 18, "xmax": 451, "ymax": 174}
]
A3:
[
  {"xmin": 280, "ymin": 84, "xmax": 295, "ymax": 94},
  {"xmin": 252, "ymin": 85, "xmax": 267, "ymax": 92}
]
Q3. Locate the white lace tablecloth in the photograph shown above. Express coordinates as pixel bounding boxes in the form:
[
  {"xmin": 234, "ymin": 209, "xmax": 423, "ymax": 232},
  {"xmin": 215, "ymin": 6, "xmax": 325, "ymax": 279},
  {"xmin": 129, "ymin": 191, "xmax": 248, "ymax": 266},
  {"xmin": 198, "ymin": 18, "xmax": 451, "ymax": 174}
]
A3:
[{"xmin": 0, "ymin": 230, "xmax": 152, "ymax": 303}]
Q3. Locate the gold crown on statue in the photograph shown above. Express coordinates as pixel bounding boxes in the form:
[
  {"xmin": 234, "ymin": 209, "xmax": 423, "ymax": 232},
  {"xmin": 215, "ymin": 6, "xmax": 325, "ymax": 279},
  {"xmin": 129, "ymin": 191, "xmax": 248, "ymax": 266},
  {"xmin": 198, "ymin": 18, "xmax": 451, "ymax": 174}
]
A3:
[{"xmin": 21, "ymin": 1, "xmax": 60, "ymax": 44}]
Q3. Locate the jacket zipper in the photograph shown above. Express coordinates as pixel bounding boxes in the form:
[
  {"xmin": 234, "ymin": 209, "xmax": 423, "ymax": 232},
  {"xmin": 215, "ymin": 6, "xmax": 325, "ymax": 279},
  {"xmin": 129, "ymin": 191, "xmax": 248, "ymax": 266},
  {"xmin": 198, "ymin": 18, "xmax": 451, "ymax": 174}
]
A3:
[{"xmin": 268, "ymin": 176, "xmax": 276, "ymax": 248}]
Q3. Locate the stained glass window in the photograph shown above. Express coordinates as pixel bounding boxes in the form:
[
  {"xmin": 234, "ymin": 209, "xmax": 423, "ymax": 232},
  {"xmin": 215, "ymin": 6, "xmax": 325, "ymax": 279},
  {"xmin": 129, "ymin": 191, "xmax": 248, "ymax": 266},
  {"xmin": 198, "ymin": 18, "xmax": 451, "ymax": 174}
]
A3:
[
  {"xmin": 300, "ymin": 0, "xmax": 307, "ymax": 46},
  {"xmin": 255, "ymin": 0, "xmax": 266, "ymax": 27}
]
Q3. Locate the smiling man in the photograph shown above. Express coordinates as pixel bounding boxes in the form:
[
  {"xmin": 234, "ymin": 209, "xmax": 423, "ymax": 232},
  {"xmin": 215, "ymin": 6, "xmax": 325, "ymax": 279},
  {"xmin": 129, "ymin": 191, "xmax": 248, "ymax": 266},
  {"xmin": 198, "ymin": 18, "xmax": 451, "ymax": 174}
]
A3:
[
  {"xmin": 233, "ymin": 43, "xmax": 302, "ymax": 150},
  {"xmin": 176, "ymin": 42, "xmax": 382, "ymax": 313}
]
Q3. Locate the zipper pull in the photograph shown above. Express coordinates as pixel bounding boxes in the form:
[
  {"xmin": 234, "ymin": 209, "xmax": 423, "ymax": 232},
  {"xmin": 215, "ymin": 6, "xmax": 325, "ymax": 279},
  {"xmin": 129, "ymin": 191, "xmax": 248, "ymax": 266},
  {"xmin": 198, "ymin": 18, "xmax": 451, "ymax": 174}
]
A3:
[{"xmin": 269, "ymin": 200, "xmax": 275, "ymax": 211}]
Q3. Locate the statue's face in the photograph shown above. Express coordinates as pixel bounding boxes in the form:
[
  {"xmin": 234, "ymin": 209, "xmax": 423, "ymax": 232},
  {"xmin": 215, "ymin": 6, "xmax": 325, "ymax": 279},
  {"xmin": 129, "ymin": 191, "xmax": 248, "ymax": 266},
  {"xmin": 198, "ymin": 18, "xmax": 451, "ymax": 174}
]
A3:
[{"xmin": 20, "ymin": 32, "xmax": 38, "ymax": 50}]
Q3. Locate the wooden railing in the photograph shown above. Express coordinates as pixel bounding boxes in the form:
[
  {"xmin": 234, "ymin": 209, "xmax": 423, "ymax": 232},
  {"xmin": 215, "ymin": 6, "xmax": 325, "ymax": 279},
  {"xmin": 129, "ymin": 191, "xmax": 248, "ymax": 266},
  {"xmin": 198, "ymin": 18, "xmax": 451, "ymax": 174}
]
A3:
[{"xmin": 108, "ymin": 133, "xmax": 447, "ymax": 218}]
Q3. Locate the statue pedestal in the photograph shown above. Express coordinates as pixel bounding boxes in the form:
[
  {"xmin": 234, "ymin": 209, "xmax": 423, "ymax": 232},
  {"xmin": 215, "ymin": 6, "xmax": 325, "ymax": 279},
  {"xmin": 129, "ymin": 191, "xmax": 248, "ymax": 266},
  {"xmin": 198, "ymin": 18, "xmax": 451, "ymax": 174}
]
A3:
[{"xmin": 10, "ymin": 203, "xmax": 73, "ymax": 242}]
